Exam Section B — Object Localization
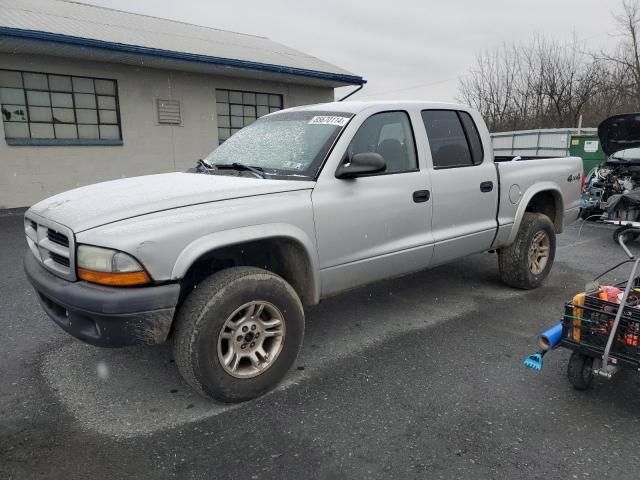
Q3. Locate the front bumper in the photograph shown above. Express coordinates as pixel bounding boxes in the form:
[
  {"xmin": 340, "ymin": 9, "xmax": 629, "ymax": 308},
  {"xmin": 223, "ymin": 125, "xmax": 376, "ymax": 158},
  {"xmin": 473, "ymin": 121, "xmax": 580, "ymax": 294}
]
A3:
[{"xmin": 24, "ymin": 251, "xmax": 181, "ymax": 347}]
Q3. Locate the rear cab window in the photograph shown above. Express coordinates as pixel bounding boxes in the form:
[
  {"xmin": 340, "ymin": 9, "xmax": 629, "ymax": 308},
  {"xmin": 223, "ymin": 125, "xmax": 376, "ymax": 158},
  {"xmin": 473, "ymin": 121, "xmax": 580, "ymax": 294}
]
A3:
[{"xmin": 421, "ymin": 110, "xmax": 484, "ymax": 169}]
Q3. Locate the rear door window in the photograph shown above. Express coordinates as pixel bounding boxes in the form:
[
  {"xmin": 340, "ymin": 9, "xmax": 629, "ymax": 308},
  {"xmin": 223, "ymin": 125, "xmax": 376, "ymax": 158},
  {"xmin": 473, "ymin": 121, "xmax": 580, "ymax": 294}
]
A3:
[
  {"xmin": 458, "ymin": 111, "xmax": 484, "ymax": 164},
  {"xmin": 421, "ymin": 110, "xmax": 479, "ymax": 168}
]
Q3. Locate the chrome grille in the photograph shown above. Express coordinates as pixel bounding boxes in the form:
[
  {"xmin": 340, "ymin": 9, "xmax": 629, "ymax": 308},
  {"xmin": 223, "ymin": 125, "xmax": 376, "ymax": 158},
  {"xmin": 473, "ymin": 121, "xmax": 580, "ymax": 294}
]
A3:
[
  {"xmin": 49, "ymin": 251, "xmax": 71, "ymax": 268},
  {"xmin": 47, "ymin": 229, "xmax": 69, "ymax": 248},
  {"xmin": 24, "ymin": 214, "xmax": 76, "ymax": 281}
]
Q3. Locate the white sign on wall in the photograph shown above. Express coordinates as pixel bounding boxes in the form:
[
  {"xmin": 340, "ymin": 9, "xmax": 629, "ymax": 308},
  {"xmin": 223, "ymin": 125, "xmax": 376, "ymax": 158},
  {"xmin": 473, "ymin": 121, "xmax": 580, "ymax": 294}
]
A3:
[{"xmin": 584, "ymin": 140, "xmax": 599, "ymax": 153}]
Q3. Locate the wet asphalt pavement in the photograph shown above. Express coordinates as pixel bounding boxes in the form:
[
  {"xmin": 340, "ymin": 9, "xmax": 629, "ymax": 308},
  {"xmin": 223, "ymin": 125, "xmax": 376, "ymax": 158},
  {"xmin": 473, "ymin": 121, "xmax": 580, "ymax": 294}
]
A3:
[{"xmin": 2, "ymin": 212, "xmax": 640, "ymax": 479}]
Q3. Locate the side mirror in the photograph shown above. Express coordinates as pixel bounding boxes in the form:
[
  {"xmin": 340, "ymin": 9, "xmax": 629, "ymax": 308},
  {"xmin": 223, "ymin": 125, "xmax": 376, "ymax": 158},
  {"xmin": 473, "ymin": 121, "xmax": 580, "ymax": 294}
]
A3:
[{"xmin": 335, "ymin": 152, "xmax": 386, "ymax": 179}]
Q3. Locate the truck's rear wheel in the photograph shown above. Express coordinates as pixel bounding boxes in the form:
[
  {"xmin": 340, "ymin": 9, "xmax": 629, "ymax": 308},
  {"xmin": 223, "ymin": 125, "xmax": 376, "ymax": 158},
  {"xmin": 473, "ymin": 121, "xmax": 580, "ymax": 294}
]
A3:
[
  {"xmin": 173, "ymin": 267, "xmax": 304, "ymax": 403},
  {"xmin": 498, "ymin": 212, "xmax": 556, "ymax": 289}
]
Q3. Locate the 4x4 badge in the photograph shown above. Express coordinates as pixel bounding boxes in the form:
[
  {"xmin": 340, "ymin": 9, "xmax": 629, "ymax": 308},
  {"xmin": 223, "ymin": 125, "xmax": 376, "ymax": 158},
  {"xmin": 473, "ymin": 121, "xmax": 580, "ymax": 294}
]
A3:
[{"xmin": 567, "ymin": 173, "xmax": 581, "ymax": 182}]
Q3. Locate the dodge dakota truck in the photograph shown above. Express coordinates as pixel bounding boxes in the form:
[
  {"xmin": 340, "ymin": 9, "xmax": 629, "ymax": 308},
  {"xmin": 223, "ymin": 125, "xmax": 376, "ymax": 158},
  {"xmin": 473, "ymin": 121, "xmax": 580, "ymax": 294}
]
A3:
[{"xmin": 23, "ymin": 101, "xmax": 582, "ymax": 402}]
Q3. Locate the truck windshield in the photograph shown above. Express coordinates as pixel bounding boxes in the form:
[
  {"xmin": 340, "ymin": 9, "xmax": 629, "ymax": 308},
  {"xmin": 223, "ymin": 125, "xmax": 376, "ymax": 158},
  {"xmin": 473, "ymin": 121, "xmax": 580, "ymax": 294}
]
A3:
[{"xmin": 203, "ymin": 111, "xmax": 353, "ymax": 179}]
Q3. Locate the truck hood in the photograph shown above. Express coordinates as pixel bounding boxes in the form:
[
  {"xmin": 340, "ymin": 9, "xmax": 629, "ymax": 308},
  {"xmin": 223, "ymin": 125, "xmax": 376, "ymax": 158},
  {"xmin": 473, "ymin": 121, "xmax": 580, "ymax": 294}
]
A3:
[
  {"xmin": 28, "ymin": 172, "xmax": 314, "ymax": 232},
  {"xmin": 598, "ymin": 112, "xmax": 640, "ymax": 157}
]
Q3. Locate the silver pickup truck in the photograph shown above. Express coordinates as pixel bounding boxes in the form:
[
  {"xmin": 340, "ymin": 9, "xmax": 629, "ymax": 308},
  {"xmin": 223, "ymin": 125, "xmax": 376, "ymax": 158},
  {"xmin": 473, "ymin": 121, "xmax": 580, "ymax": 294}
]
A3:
[{"xmin": 24, "ymin": 101, "xmax": 582, "ymax": 402}]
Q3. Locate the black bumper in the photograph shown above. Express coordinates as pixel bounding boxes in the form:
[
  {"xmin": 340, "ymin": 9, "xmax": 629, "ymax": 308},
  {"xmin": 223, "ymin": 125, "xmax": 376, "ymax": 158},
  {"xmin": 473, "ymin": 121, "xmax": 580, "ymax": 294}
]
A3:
[{"xmin": 24, "ymin": 251, "xmax": 181, "ymax": 347}]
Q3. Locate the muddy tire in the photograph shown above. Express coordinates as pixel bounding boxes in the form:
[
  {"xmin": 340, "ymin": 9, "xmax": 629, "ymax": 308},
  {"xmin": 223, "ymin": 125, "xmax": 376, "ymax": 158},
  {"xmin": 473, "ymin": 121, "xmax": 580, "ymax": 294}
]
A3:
[
  {"xmin": 567, "ymin": 351, "xmax": 593, "ymax": 391},
  {"xmin": 173, "ymin": 267, "xmax": 305, "ymax": 403},
  {"xmin": 498, "ymin": 212, "xmax": 556, "ymax": 289}
]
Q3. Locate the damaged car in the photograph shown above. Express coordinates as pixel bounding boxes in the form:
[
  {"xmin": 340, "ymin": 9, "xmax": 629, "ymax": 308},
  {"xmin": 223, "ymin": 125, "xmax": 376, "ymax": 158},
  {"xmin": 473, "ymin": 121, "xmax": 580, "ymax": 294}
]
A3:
[{"xmin": 582, "ymin": 113, "xmax": 640, "ymax": 237}]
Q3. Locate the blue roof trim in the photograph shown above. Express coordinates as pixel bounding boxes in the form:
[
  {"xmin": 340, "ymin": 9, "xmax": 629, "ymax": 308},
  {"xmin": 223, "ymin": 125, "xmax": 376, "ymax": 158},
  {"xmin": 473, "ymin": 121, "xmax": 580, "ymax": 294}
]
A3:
[
  {"xmin": 6, "ymin": 138, "xmax": 123, "ymax": 146},
  {"xmin": 0, "ymin": 27, "xmax": 366, "ymax": 86}
]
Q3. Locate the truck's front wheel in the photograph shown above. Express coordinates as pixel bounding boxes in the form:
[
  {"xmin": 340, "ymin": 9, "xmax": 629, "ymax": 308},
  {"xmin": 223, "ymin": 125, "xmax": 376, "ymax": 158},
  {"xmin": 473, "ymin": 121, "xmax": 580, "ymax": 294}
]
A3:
[
  {"xmin": 173, "ymin": 267, "xmax": 305, "ymax": 403},
  {"xmin": 498, "ymin": 212, "xmax": 556, "ymax": 289}
]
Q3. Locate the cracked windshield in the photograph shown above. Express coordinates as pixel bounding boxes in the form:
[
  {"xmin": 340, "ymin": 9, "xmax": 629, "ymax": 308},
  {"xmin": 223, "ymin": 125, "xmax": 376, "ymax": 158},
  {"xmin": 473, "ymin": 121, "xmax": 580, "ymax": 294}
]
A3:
[{"xmin": 203, "ymin": 112, "xmax": 351, "ymax": 177}]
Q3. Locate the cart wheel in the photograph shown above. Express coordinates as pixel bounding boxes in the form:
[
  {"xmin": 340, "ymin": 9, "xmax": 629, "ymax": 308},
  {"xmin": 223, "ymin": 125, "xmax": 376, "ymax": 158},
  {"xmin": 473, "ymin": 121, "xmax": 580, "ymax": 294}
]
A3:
[
  {"xmin": 613, "ymin": 226, "xmax": 639, "ymax": 244},
  {"xmin": 567, "ymin": 352, "xmax": 594, "ymax": 390}
]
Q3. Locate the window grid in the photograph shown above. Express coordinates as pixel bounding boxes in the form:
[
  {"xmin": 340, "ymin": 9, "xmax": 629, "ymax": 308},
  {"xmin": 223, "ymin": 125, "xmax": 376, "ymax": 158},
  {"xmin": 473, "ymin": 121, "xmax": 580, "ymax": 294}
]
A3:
[
  {"xmin": 0, "ymin": 68, "xmax": 122, "ymax": 143},
  {"xmin": 216, "ymin": 89, "xmax": 282, "ymax": 144}
]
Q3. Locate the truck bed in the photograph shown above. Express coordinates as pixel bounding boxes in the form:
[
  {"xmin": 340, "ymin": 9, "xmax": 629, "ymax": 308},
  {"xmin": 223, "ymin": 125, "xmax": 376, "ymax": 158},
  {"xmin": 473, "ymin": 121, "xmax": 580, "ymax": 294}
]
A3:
[{"xmin": 491, "ymin": 155, "xmax": 583, "ymax": 248}]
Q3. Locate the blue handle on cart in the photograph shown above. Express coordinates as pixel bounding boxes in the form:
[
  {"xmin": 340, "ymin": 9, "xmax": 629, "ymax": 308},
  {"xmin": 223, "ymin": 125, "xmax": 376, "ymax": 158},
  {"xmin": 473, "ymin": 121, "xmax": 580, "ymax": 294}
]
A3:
[{"xmin": 538, "ymin": 322, "xmax": 563, "ymax": 350}]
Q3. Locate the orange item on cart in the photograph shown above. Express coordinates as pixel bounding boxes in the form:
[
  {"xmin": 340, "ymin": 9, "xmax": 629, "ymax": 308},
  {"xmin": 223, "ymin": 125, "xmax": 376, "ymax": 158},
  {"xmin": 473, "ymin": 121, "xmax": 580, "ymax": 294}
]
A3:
[
  {"xmin": 625, "ymin": 333, "xmax": 639, "ymax": 347},
  {"xmin": 572, "ymin": 292, "xmax": 585, "ymax": 342},
  {"xmin": 599, "ymin": 285, "xmax": 624, "ymax": 303}
]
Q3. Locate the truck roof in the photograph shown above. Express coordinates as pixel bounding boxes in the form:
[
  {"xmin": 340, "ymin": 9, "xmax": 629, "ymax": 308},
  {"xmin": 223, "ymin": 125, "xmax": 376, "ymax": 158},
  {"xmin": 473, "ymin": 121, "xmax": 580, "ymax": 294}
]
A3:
[{"xmin": 283, "ymin": 100, "xmax": 469, "ymax": 115}]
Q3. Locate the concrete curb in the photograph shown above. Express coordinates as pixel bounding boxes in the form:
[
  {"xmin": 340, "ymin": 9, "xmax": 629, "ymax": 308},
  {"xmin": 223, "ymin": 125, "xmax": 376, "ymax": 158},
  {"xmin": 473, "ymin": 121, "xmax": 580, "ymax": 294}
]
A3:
[{"xmin": 0, "ymin": 206, "xmax": 28, "ymax": 217}]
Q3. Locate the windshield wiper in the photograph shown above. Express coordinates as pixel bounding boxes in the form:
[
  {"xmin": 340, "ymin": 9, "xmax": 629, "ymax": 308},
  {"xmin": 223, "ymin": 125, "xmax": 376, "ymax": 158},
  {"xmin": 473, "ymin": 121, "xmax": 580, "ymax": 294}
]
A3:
[
  {"xmin": 214, "ymin": 162, "xmax": 266, "ymax": 179},
  {"xmin": 195, "ymin": 158, "xmax": 215, "ymax": 173}
]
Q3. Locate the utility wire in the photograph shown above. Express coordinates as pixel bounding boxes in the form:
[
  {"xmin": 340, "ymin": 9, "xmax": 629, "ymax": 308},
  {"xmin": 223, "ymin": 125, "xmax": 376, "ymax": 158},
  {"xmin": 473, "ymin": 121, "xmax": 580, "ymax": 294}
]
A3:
[{"xmin": 354, "ymin": 76, "xmax": 463, "ymax": 98}]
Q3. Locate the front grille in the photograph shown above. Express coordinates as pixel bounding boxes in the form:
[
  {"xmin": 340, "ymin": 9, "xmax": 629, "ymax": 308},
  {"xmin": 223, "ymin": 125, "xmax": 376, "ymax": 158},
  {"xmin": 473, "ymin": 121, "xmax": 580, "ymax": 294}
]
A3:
[
  {"xmin": 49, "ymin": 252, "xmax": 71, "ymax": 268},
  {"xmin": 47, "ymin": 229, "xmax": 69, "ymax": 248},
  {"xmin": 25, "ymin": 215, "xmax": 76, "ymax": 281}
]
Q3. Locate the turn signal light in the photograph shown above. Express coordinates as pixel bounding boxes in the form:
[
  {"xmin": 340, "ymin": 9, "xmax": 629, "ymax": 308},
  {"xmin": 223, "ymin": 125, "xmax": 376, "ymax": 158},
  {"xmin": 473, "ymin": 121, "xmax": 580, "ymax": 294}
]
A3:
[{"xmin": 78, "ymin": 268, "xmax": 151, "ymax": 286}]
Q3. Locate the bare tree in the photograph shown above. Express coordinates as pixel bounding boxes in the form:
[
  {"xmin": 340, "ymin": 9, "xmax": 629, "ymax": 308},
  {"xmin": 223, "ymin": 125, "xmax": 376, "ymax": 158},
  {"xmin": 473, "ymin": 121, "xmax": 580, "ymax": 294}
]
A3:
[
  {"xmin": 459, "ymin": 44, "xmax": 519, "ymax": 131},
  {"xmin": 457, "ymin": 0, "xmax": 640, "ymax": 132},
  {"xmin": 459, "ymin": 35, "xmax": 604, "ymax": 131},
  {"xmin": 613, "ymin": 0, "xmax": 640, "ymax": 100},
  {"xmin": 537, "ymin": 35, "xmax": 606, "ymax": 127},
  {"xmin": 598, "ymin": 0, "xmax": 640, "ymax": 109}
]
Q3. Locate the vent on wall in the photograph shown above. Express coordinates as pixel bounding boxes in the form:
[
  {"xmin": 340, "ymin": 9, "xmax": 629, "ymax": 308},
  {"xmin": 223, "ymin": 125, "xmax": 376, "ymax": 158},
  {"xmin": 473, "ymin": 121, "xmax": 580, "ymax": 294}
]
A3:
[{"xmin": 157, "ymin": 99, "xmax": 181, "ymax": 125}]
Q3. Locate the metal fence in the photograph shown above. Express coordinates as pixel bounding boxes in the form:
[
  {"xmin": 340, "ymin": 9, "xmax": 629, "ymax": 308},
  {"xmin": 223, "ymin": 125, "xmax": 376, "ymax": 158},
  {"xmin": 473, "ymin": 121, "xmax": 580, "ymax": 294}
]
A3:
[{"xmin": 491, "ymin": 128, "xmax": 597, "ymax": 157}]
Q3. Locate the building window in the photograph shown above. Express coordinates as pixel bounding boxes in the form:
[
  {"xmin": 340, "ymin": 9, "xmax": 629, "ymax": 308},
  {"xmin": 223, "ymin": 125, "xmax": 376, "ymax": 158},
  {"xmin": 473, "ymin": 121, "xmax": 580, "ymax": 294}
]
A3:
[
  {"xmin": 0, "ymin": 69, "xmax": 122, "ymax": 145},
  {"xmin": 216, "ymin": 89, "xmax": 282, "ymax": 143}
]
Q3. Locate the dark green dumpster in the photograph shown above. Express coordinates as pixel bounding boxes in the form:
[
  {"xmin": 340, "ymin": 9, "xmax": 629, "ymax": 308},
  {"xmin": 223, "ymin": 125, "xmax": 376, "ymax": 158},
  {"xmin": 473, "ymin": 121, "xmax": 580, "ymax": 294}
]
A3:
[{"xmin": 570, "ymin": 135, "xmax": 606, "ymax": 173}]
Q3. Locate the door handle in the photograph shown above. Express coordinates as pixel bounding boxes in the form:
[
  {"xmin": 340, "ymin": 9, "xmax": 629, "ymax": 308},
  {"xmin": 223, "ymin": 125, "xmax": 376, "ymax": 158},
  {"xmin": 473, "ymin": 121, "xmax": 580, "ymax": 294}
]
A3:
[
  {"xmin": 413, "ymin": 190, "xmax": 430, "ymax": 203},
  {"xmin": 480, "ymin": 181, "xmax": 494, "ymax": 193}
]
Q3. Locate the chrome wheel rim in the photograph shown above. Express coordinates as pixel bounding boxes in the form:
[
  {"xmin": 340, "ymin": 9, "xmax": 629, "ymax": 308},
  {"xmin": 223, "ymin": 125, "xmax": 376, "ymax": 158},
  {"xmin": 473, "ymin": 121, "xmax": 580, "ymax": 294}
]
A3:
[
  {"xmin": 217, "ymin": 301, "xmax": 286, "ymax": 379},
  {"xmin": 528, "ymin": 231, "xmax": 550, "ymax": 275}
]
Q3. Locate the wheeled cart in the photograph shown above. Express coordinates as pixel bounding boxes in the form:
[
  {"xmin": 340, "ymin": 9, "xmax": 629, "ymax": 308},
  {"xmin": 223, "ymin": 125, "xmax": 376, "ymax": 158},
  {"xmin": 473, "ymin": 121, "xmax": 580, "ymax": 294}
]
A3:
[
  {"xmin": 605, "ymin": 219, "xmax": 640, "ymax": 244},
  {"xmin": 560, "ymin": 229, "xmax": 640, "ymax": 389}
]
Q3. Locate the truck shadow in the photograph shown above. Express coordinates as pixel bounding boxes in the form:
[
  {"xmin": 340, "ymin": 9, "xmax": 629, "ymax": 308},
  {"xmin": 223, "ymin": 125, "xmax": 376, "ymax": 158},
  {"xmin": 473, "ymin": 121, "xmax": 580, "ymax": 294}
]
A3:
[
  {"xmin": 36, "ymin": 222, "xmax": 640, "ymax": 438},
  {"xmin": 39, "ymin": 251, "xmax": 526, "ymax": 438}
]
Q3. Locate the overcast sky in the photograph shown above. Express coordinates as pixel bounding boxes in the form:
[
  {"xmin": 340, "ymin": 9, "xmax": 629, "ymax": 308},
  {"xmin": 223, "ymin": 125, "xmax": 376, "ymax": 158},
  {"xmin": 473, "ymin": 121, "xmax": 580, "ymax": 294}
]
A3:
[{"xmin": 81, "ymin": 0, "xmax": 623, "ymax": 102}]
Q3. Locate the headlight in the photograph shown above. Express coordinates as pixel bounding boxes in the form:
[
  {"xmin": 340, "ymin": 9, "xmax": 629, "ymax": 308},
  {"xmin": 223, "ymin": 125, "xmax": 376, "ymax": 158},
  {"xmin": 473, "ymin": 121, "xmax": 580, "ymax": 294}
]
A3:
[{"xmin": 77, "ymin": 245, "xmax": 151, "ymax": 286}]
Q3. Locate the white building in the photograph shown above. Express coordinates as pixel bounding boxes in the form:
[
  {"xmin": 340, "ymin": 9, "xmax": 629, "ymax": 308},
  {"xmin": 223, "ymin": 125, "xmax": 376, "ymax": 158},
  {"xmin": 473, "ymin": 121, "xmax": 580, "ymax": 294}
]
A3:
[{"xmin": 0, "ymin": 0, "xmax": 364, "ymax": 208}]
